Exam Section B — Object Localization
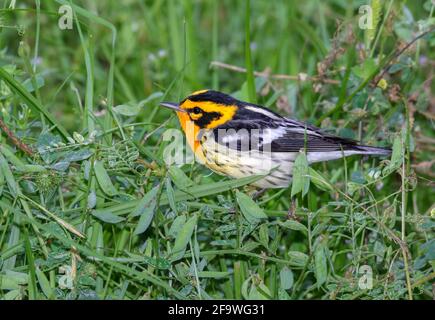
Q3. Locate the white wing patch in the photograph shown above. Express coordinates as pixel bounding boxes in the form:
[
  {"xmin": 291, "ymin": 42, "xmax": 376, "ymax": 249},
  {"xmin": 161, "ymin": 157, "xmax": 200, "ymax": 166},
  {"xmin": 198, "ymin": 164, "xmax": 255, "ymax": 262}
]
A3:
[
  {"xmin": 307, "ymin": 150, "xmax": 363, "ymax": 163},
  {"xmin": 283, "ymin": 119, "xmax": 323, "ymax": 137},
  {"xmin": 245, "ymin": 106, "xmax": 282, "ymax": 120},
  {"xmin": 260, "ymin": 128, "xmax": 286, "ymax": 144},
  {"xmin": 217, "ymin": 127, "xmax": 287, "ymax": 147}
]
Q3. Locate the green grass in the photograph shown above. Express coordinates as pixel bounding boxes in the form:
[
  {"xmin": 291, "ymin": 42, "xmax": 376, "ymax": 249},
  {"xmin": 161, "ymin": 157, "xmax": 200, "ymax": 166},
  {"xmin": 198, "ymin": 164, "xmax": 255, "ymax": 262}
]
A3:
[{"xmin": 0, "ymin": 0, "xmax": 434, "ymax": 300}]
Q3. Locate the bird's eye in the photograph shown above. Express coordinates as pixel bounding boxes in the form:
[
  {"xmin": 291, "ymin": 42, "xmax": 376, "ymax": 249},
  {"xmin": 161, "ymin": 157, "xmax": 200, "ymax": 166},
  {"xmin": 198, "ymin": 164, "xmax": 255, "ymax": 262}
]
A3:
[{"xmin": 192, "ymin": 107, "xmax": 202, "ymax": 114}]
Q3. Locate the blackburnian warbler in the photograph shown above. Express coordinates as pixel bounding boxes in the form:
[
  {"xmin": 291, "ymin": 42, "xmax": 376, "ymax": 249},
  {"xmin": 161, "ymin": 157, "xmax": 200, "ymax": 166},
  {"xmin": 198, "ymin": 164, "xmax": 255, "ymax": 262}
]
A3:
[{"xmin": 160, "ymin": 90, "xmax": 391, "ymax": 188}]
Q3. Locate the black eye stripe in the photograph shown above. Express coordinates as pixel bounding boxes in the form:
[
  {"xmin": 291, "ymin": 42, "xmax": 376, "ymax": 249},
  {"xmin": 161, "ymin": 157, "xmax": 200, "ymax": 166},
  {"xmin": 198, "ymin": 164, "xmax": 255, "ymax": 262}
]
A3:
[
  {"xmin": 194, "ymin": 111, "xmax": 222, "ymax": 128},
  {"xmin": 187, "ymin": 107, "xmax": 202, "ymax": 114}
]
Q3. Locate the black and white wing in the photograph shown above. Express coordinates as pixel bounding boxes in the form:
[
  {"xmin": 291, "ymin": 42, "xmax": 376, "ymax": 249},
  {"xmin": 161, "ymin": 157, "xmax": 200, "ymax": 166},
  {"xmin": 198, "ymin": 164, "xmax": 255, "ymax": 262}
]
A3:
[{"xmin": 212, "ymin": 118, "xmax": 390, "ymax": 157}]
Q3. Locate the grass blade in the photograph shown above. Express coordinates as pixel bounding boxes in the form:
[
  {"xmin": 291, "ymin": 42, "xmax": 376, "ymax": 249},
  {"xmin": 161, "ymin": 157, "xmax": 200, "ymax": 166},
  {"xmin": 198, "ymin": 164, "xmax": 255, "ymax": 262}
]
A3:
[
  {"xmin": 245, "ymin": 0, "xmax": 256, "ymax": 103},
  {"xmin": 236, "ymin": 190, "xmax": 267, "ymax": 223},
  {"xmin": 0, "ymin": 67, "xmax": 68, "ymax": 139},
  {"xmin": 170, "ymin": 214, "xmax": 197, "ymax": 262},
  {"xmin": 94, "ymin": 160, "xmax": 118, "ymax": 197}
]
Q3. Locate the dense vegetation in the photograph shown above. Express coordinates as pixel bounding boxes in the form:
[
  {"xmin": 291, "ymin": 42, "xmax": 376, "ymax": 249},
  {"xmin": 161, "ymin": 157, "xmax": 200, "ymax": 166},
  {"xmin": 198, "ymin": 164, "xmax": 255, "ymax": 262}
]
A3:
[{"xmin": 0, "ymin": 0, "xmax": 433, "ymax": 300}]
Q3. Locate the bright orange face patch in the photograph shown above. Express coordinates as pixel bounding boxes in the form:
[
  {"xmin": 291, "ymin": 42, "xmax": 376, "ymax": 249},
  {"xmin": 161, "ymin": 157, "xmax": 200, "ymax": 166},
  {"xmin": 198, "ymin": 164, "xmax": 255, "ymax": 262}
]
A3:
[
  {"xmin": 176, "ymin": 110, "xmax": 201, "ymax": 151},
  {"xmin": 174, "ymin": 90, "xmax": 238, "ymax": 156},
  {"xmin": 178, "ymin": 100, "xmax": 237, "ymax": 128},
  {"xmin": 175, "ymin": 99, "xmax": 237, "ymax": 153}
]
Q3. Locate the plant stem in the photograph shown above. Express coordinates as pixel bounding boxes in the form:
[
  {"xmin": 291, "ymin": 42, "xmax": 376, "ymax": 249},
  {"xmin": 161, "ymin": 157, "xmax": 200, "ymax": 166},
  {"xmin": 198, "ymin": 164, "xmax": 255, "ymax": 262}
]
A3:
[
  {"xmin": 245, "ymin": 0, "xmax": 256, "ymax": 103},
  {"xmin": 0, "ymin": 117, "xmax": 34, "ymax": 156}
]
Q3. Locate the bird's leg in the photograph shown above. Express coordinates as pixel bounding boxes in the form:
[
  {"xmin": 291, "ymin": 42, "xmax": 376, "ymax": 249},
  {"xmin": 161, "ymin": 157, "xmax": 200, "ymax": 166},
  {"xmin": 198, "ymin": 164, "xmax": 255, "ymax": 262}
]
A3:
[
  {"xmin": 287, "ymin": 199, "xmax": 300, "ymax": 221},
  {"xmin": 252, "ymin": 188, "xmax": 267, "ymax": 200},
  {"xmin": 243, "ymin": 185, "xmax": 267, "ymax": 199}
]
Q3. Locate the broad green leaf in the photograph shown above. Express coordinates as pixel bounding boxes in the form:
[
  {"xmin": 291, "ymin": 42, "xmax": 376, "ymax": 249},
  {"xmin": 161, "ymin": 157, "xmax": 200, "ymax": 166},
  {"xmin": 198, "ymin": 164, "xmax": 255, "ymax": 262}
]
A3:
[
  {"xmin": 0, "ymin": 67, "xmax": 68, "ymax": 138},
  {"xmin": 0, "ymin": 271, "xmax": 28, "ymax": 290},
  {"xmin": 236, "ymin": 191, "xmax": 267, "ymax": 223},
  {"xmin": 198, "ymin": 271, "xmax": 231, "ymax": 278},
  {"xmin": 63, "ymin": 149, "xmax": 93, "ymax": 162},
  {"xmin": 24, "ymin": 231, "xmax": 37, "ymax": 299},
  {"xmin": 352, "ymin": 58, "xmax": 377, "ymax": 79},
  {"xmin": 0, "ymin": 168, "xmax": 4, "ymax": 196},
  {"xmin": 106, "ymin": 174, "xmax": 264, "ymax": 215},
  {"xmin": 9, "ymin": 196, "xmax": 186, "ymax": 299},
  {"xmin": 388, "ymin": 63, "xmax": 406, "ymax": 74},
  {"xmin": 133, "ymin": 212, "xmax": 154, "ymax": 235},
  {"xmin": 35, "ymin": 267, "xmax": 53, "ymax": 299},
  {"xmin": 72, "ymin": 132, "xmax": 85, "ymax": 143},
  {"xmin": 0, "ymin": 144, "xmax": 27, "ymax": 167},
  {"xmin": 278, "ymin": 288, "xmax": 291, "ymax": 300},
  {"xmin": 351, "ymin": 170, "xmax": 366, "ymax": 184},
  {"xmin": 91, "ymin": 210, "xmax": 125, "ymax": 224},
  {"xmin": 161, "ymin": 173, "xmax": 264, "ymax": 204},
  {"xmin": 139, "ymin": 92, "xmax": 163, "ymax": 106},
  {"xmin": 37, "ymin": 132, "xmax": 62, "ymax": 152},
  {"xmin": 287, "ymin": 251, "xmax": 309, "ymax": 267},
  {"xmin": 210, "ymin": 239, "xmax": 237, "ymax": 247},
  {"xmin": 132, "ymin": 185, "xmax": 160, "ymax": 235},
  {"xmin": 15, "ymin": 164, "xmax": 46, "ymax": 173},
  {"xmin": 314, "ymin": 244, "xmax": 328, "ymax": 288},
  {"xmin": 87, "ymin": 191, "xmax": 97, "ymax": 209},
  {"xmin": 374, "ymin": 240, "xmax": 386, "ymax": 262},
  {"xmin": 241, "ymin": 241, "xmax": 261, "ymax": 252},
  {"xmin": 130, "ymin": 186, "xmax": 160, "ymax": 217},
  {"xmin": 280, "ymin": 267, "xmax": 294, "ymax": 290},
  {"xmin": 22, "ymin": 75, "xmax": 45, "ymax": 92},
  {"xmin": 0, "ymin": 154, "xmax": 18, "ymax": 197},
  {"xmin": 165, "ymin": 177, "xmax": 177, "ymax": 214},
  {"xmin": 2, "ymin": 289, "xmax": 21, "ymax": 299},
  {"xmin": 168, "ymin": 215, "xmax": 186, "ymax": 238},
  {"xmin": 291, "ymin": 151, "xmax": 310, "ymax": 198},
  {"xmin": 113, "ymin": 103, "xmax": 141, "ymax": 116},
  {"xmin": 241, "ymin": 278, "xmax": 250, "ymax": 299},
  {"xmin": 168, "ymin": 166, "xmax": 194, "ymax": 189},
  {"xmin": 308, "ymin": 167, "xmax": 333, "ymax": 192},
  {"xmin": 50, "ymin": 160, "xmax": 71, "ymax": 172},
  {"xmin": 94, "ymin": 160, "xmax": 118, "ymax": 196},
  {"xmin": 258, "ymin": 223, "xmax": 269, "ymax": 248},
  {"xmin": 390, "ymin": 135, "xmax": 403, "ymax": 169},
  {"xmin": 143, "ymin": 256, "xmax": 171, "ymax": 270},
  {"xmin": 170, "ymin": 214, "xmax": 197, "ymax": 261},
  {"xmin": 0, "ymin": 274, "xmax": 26, "ymax": 290},
  {"xmin": 279, "ymin": 220, "xmax": 308, "ymax": 233},
  {"xmin": 248, "ymin": 283, "xmax": 271, "ymax": 300}
]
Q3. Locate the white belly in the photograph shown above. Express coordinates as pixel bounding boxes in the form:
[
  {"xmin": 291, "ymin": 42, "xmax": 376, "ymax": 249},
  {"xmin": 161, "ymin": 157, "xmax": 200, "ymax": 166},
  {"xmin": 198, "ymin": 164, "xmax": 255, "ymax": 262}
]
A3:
[{"xmin": 197, "ymin": 136, "xmax": 296, "ymax": 188}]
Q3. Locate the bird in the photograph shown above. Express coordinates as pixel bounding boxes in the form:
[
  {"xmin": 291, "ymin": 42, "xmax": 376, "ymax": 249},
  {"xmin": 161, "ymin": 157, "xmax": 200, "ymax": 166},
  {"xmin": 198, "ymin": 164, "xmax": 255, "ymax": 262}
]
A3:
[{"xmin": 159, "ymin": 89, "xmax": 391, "ymax": 188}]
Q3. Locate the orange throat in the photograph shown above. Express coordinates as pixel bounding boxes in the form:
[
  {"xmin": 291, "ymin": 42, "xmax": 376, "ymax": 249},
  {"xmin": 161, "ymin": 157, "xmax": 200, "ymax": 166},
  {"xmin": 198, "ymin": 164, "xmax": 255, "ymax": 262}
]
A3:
[{"xmin": 177, "ymin": 111, "xmax": 201, "ymax": 152}]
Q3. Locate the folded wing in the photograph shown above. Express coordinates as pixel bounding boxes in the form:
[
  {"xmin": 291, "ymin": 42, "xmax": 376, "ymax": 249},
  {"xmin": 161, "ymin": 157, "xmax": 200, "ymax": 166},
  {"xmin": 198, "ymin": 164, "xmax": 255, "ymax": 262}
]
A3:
[{"xmin": 212, "ymin": 118, "xmax": 358, "ymax": 153}]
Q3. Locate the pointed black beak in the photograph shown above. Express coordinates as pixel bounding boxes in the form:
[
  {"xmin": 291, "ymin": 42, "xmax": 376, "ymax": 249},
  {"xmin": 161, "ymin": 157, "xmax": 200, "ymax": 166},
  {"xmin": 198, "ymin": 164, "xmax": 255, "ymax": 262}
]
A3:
[{"xmin": 159, "ymin": 101, "xmax": 186, "ymax": 113}]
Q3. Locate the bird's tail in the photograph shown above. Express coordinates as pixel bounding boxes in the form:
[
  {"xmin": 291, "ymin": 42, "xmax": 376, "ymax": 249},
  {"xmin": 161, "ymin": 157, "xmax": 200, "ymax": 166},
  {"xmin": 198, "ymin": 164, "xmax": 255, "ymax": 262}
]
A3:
[{"xmin": 354, "ymin": 145, "xmax": 392, "ymax": 156}]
